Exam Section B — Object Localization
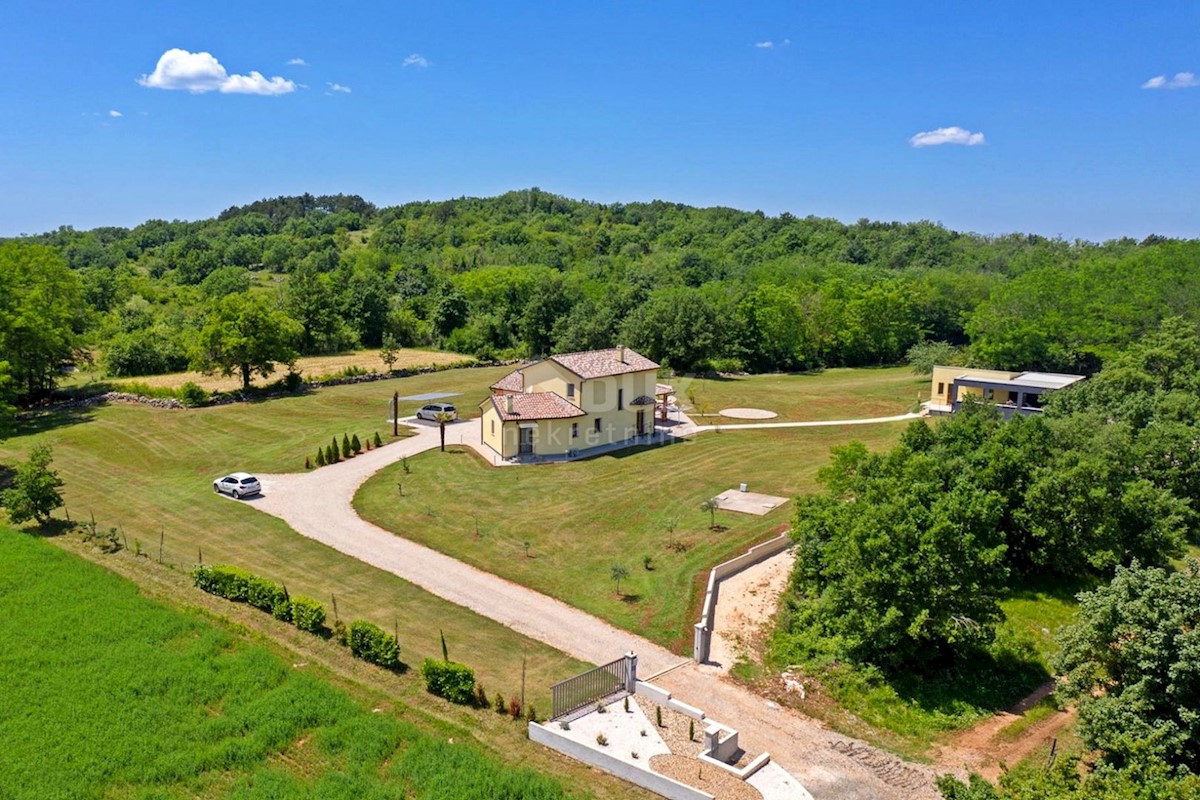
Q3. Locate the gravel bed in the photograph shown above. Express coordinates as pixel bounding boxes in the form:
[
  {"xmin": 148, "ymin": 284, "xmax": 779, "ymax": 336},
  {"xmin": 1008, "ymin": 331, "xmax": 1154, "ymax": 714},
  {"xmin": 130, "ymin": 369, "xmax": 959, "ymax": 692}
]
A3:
[{"xmin": 649, "ymin": 754, "xmax": 764, "ymax": 800}]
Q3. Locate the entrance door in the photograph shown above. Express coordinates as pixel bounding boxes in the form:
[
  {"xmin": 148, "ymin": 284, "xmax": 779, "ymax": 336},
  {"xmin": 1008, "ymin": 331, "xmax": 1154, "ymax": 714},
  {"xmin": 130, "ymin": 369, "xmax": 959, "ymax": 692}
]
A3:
[
  {"xmin": 519, "ymin": 427, "xmax": 534, "ymax": 455},
  {"xmin": 636, "ymin": 410, "xmax": 646, "ymax": 436}
]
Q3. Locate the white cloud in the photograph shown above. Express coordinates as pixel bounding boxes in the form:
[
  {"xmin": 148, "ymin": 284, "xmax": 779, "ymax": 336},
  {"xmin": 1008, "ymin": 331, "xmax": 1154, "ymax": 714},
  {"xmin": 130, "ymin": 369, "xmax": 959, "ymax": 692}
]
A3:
[
  {"xmin": 1142, "ymin": 71, "xmax": 1198, "ymax": 90},
  {"xmin": 327, "ymin": 82, "xmax": 352, "ymax": 93},
  {"xmin": 287, "ymin": 57, "xmax": 308, "ymax": 66},
  {"xmin": 754, "ymin": 41, "xmax": 774, "ymax": 48},
  {"xmin": 754, "ymin": 38, "xmax": 790, "ymax": 49},
  {"xmin": 403, "ymin": 53, "xmax": 430, "ymax": 68},
  {"xmin": 138, "ymin": 48, "xmax": 296, "ymax": 95},
  {"xmin": 909, "ymin": 126, "xmax": 986, "ymax": 148},
  {"xmin": 108, "ymin": 109, "xmax": 122, "ymax": 118}
]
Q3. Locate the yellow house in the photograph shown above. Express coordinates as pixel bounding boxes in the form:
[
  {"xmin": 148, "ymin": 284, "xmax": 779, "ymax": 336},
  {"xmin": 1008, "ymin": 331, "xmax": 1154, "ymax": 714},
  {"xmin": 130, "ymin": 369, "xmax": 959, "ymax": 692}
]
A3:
[
  {"xmin": 480, "ymin": 346, "xmax": 667, "ymax": 460},
  {"xmin": 928, "ymin": 365, "xmax": 1085, "ymax": 419}
]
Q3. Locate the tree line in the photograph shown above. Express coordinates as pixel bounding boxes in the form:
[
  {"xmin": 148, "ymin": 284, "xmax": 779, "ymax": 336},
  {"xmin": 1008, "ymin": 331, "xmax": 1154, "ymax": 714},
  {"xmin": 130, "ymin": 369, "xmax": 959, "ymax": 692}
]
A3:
[{"xmin": 3, "ymin": 189, "xmax": 1200, "ymax": 407}]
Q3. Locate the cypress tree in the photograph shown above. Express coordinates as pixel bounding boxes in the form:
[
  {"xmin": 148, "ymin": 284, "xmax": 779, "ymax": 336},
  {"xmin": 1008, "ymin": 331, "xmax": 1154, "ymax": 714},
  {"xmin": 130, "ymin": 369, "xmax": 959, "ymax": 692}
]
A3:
[
  {"xmin": 341, "ymin": 434, "xmax": 351, "ymax": 459},
  {"xmin": 331, "ymin": 437, "xmax": 340, "ymax": 462},
  {"xmin": 315, "ymin": 448, "xmax": 326, "ymax": 467},
  {"xmin": 351, "ymin": 433, "xmax": 362, "ymax": 454},
  {"xmin": 373, "ymin": 431, "xmax": 383, "ymax": 447}
]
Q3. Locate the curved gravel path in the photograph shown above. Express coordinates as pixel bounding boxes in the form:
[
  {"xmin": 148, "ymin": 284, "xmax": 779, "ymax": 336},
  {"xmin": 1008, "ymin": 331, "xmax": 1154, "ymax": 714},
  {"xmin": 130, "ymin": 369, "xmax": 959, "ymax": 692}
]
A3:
[{"xmin": 244, "ymin": 417, "xmax": 939, "ymax": 800}]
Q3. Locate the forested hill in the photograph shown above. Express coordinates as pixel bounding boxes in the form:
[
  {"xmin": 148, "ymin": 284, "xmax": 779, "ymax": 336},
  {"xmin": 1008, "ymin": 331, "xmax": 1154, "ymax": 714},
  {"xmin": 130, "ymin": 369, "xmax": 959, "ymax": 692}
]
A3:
[{"xmin": 5, "ymin": 189, "xmax": 1200, "ymax": 395}]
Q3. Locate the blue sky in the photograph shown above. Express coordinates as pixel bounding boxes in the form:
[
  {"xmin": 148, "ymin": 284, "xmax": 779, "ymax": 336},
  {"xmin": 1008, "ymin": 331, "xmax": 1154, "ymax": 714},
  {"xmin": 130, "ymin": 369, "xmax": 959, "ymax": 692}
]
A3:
[{"xmin": 1, "ymin": 2, "xmax": 1196, "ymax": 240}]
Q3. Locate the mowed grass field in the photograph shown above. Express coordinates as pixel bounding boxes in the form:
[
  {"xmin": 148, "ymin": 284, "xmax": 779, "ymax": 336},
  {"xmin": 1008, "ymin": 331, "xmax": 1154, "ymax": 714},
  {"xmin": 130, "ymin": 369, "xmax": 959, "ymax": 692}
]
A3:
[
  {"xmin": 0, "ymin": 366, "xmax": 588, "ymax": 711},
  {"xmin": 64, "ymin": 347, "xmax": 473, "ymax": 393},
  {"xmin": 677, "ymin": 366, "xmax": 927, "ymax": 422},
  {"xmin": 356, "ymin": 422, "xmax": 910, "ymax": 651},
  {"xmin": 0, "ymin": 529, "xmax": 618, "ymax": 800}
]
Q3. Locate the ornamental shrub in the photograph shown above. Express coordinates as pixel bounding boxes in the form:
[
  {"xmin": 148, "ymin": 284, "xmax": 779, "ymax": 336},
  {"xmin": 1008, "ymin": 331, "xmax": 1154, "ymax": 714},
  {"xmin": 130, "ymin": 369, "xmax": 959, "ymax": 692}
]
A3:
[
  {"xmin": 351, "ymin": 433, "xmax": 362, "ymax": 454},
  {"xmin": 192, "ymin": 564, "xmax": 252, "ymax": 601},
  {"xmin": 348, "ymin": 620, "xmax": 400, "ymax": 669},
  {"xmin": 373, "ymin": 431, "xmax": 383, "ymax": 448},
  {"xmin": 245, "ymin": 574, "xmax": 288, "ymax": 618},
  {"xmin": 178, "ymin": 381, "xmax": 208, "ymax": 408},
  {"xmin": 494, "ymin": 692, "xmax": 506, "ymax": 714},
  {"xmin": 420, "ymin": 659, "xmax": 476, "ymax": 705},
  {"xmin": 341, "ymin": 434, "xmax": 352, "ymax": 459},
  {"xmin": 315, "ymin": 448, "xmax": 326, "ymax": 467},
  {"xmin": 290, "ymin": 596, "xmax": 326, "ymax": 634},
  {"xmin": 474, "ymin": 681, "xmax": 488, "ymax": 709}
]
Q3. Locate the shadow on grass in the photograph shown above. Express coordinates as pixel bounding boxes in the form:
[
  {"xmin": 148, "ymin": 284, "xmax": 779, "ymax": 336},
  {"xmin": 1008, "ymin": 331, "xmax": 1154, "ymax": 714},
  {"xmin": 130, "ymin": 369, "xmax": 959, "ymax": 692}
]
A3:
[
  {"xmin": 1005, "ymin": 572, "xmax": 1098, "ymax": 604},
  {"xmin": 22, "ymin": 518, "xmax": 76, "ymax": 539},
  {"xmin": 11, "ymin": 406, "xmax": 97, "ymax": 438},
  {"xmin": 884, "ymin": 647, "xmax": 1050, "ymax": 718},
  {"xmin": 618, "ymin": 593, "xmax": 643, "ymax": 604}
]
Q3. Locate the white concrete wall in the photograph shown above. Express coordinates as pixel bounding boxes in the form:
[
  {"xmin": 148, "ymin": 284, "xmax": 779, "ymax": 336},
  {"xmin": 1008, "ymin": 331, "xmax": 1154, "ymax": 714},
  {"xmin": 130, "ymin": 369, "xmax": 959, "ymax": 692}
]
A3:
[{"xmin": 693, "ymin": 533, "xmax": 793, "ymax": 663}]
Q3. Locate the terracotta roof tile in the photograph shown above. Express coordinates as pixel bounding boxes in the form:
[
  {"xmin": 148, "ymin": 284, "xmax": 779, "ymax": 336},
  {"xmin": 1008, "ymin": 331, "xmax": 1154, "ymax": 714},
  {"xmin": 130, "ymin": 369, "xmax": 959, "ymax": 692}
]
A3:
[
  {"xmin": 490, "ymin": 369, "xmax": 525, "ymax": 392},
  {"xmin": 486, "ymin": 392, "xmax": 586, "ymax": 421},
  {"xmin": 549, "ymin": 347, "xmax": 658, "ymax": 379}
]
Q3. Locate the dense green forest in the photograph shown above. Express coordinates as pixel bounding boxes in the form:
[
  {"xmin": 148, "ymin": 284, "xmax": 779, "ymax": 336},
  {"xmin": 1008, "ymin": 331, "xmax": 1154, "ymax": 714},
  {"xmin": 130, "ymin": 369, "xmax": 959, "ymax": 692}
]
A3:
[{"xmin": 2, "ymin": 188, "xmax": 1200, "ymax": 406}]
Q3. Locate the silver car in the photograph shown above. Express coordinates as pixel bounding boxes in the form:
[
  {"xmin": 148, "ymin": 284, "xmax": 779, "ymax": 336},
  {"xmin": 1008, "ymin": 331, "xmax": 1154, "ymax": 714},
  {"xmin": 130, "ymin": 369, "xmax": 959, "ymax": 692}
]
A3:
[
  {"xmin": 213, "ymin": 472, "xmax": 261, "ymax": 499},
  {"xmin": 415, "ymin": 402, "xmax": 457, "ymax": 421}
]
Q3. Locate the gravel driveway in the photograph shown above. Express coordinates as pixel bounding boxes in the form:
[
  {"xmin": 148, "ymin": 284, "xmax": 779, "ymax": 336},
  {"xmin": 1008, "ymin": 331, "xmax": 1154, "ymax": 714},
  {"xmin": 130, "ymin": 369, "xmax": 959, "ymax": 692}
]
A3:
[{"xmin": 246, "ymin": 418, "xmax": 940, "ymax": 800}]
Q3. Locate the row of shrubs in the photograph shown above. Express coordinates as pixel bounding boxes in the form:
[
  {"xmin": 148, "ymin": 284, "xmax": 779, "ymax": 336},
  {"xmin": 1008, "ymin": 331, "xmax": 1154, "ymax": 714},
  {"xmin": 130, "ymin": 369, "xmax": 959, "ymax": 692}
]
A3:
[
  {"xmin": 308, "ymin": 431, "xmax": 384, "ymax": 468},
  {"xmin": 191, "ymin": 563, "xmax": 536, "ymax": 718},
  {"xmin": 193, "ymin": 564, "xmax": 327, "ymax": 633}
]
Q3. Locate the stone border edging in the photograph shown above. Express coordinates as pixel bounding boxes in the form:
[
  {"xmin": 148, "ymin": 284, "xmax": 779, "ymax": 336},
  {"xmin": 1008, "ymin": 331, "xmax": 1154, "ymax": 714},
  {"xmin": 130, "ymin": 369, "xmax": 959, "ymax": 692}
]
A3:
[{"xmin": 693, "ymin": 534, "xmax": 794, "ymax": 663}]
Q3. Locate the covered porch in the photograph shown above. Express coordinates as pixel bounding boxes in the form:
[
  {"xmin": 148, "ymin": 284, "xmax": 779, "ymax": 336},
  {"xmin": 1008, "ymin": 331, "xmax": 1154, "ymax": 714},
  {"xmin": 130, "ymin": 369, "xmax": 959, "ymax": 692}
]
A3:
[{"xmin": 949, "ymin": 372, "xmax": 1085, "ymax": 419}]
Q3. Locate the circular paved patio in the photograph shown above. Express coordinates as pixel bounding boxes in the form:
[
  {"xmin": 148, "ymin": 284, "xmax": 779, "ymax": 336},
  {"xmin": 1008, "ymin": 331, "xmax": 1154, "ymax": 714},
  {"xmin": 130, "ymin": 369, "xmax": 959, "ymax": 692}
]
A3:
[{"xmin": 719, "ymin": 407, "xmax": 778, "ymax": 420}]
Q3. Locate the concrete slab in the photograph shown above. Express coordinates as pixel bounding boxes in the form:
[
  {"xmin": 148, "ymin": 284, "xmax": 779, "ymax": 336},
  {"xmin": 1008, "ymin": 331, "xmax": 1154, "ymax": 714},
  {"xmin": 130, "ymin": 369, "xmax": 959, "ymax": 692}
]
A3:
[
  {"xmin": 554, "ymin": 696, "xmax": 671, "ymax": 767},
  {"xmin": 749, "ymin": 761, "xmax": 815, "ymax": 800},
  {"xmin": 715, "ymin": 490, "xmax": 788, "ymax": 516},
  {"xmin": 719, "ymin": 407, "xmax": 778, "ymax": 420}
]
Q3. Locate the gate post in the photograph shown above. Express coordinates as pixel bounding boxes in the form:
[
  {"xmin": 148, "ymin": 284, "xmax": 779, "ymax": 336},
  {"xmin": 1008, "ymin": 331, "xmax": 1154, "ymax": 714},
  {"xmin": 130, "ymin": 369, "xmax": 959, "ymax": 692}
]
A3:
[{"xmin": 624, "ymin": 651, "xmax": 637, "ymax": 694}]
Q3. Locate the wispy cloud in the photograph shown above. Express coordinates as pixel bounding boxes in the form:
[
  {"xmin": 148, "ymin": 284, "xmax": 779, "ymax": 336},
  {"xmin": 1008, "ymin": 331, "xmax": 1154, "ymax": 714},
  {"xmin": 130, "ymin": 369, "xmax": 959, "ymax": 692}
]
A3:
[
  {"xmin": 108, "ymin": 109, "xmax": 123, "ymax": 118},
  {"xmin": 754, "ymin": 39, "xmax": 790, "ymax": 49},
  {"xmin": 403, "ymin": 53, "xmax": 430, "ymax": 68},
  {"xmin": 1142, "ymin": 72, "xmax": 1198, "ymax": 90},
  {"xmin": 909, "ymin": 126, "xmax": 986, "ymax": 148},
  {"xmin": 327, "ymin": 82, "xmax": 352, "ymax": 93},
  {"xmin": 286, "ymin": 57, "xmax": 308, "ymax": 66},
  {"xmin": 138, "ymin": 48, "xmax": 296, "ymax": 95}
]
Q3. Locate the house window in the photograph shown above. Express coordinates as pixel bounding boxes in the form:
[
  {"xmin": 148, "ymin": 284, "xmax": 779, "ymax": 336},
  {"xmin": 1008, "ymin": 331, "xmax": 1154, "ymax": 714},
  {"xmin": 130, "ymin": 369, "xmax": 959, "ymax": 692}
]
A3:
[
  {"xmin": 617, "ymin": 388, "xmax": 624, "ymax": 410},
  {"xmin": 937, "ymin": 382, "xmax": 945, "ymax": 397},
  {"xmin": 567, "ymin": 383, "xmax": 575, "ymax": 399},
  {"xmin": 594, "ymin": 418, "xmax": 602, "ymax": 433},
  {"xmin": 491, "ymin": 419, "xmax": 495, "ymax": 435},
  {"xmin": 571, "ymin": 423, "xmax": 578, "ymax": 438}
]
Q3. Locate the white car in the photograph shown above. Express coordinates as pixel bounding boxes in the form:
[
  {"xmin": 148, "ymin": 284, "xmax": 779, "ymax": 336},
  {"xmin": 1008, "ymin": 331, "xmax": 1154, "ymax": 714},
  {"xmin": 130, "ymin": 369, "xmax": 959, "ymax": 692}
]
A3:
[
  {"xmin": 415, "ymin": 402, "xmax": 457, "ymax": 422},
  {"xmin": 213, "ymin": 472, "xmax": 261, "ymax": 499}
]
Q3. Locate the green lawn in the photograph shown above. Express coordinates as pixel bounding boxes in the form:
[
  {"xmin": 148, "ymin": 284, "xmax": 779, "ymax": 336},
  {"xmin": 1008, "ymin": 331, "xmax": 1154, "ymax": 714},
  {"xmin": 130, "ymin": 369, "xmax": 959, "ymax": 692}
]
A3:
[
  {"xmin": 356, "ymin": 423, "xmax": 910, "ymax": 651},
  {"xmin": 0, "ymin": 365, "xmax": 586, "ymax": 711},
  {"xmin": 0, "ymin": 529, "xmax": 599, "ymax": 800},
  {"xmin": 676, "ymin": 366, "xmax": 928, "ymax": 423}
]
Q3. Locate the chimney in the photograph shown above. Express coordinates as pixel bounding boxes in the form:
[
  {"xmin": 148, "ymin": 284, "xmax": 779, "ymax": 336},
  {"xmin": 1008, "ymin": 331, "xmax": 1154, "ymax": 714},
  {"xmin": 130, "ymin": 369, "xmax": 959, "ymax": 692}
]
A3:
[
  {"xmin": 505, "ymin": 394, "xmax": 515, "ymax": 414},
  {"xmin": 618, "ymin": 345, "xmax": 627, "ymax": 364}
]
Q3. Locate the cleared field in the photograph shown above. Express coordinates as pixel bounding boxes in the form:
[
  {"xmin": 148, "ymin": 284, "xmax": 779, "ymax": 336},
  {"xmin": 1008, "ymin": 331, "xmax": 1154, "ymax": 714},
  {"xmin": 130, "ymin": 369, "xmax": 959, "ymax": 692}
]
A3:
[
  {"xmin": 0, "ymin": 365, "xmax": 584, "ymax": 711},
  {"xmin": 65, "ymin": 347, "xmax": 473, "ymax": 393},
  {"xmin": 355, "ymin": 422, "xmax": 910, "ymax": 651},
  {"xmin": 0, "ymin": 529, "xmax": 618, "ymax": 800},
  {"xmin": 676, "ymin": 366, "xmax": 927, "ymax": 423}
]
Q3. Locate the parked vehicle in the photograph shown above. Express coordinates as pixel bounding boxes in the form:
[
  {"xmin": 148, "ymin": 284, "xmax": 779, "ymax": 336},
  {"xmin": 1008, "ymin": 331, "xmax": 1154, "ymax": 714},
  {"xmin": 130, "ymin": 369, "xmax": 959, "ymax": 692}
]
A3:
[
  {"xmin": 416, "ymin": 402, "xmax": 457, "ymax": 421},
  {"xmin": 213, "ymin": 472, "xmax": 261, "ymax": 499}
]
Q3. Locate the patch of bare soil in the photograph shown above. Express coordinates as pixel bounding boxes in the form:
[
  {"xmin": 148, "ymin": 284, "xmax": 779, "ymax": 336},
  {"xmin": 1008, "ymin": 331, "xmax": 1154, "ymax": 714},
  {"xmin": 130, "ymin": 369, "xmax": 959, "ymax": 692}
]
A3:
[
  {"xmin": 936, "ymin": 680, "xmax": 1077, "ymax": 781},
  {"xmin": 709, "ymin": 550, "xmax": 795, "ymax": 671}
]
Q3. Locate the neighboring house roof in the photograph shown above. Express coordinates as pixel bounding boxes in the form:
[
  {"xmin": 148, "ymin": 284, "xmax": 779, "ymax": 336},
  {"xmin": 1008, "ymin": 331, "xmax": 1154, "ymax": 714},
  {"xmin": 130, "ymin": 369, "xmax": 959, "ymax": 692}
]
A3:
[
  {"xmin": 630, "ymin": 395, "xmax": 655, "ymax": 406},
  {"xmin": 655, "ymin": 383, "xmax": 674, "ymax": 395},
  {"xmin": 490, "ymin": 369, "xmax": 525, "ymax": 392},
  {"xmin": 549, "ymin": 347, "xmax": 658, "ymax": 379},
  {"xmin": 485, "ymin": 392, "xmax": 587, "ymax": 421}
]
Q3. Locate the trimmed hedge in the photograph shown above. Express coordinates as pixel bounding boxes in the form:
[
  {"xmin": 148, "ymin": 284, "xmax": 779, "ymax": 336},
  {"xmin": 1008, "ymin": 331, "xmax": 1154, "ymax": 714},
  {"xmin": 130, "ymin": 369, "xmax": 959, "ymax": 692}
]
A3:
[
  {"xmin": 245, "ymin": 574, "xmax": 290, "ymax": 620},
  {"xmin": 192, "ymin": 564, "xmax": 253, "ymax": 601},
  {"xmin": 420, "ymin": 659, "xmax": 476, "ymax": 705},
  {"xmin": 348, "ymin": 620, "xmax": 400, "ymax": 669},
  {"xmin": 290, "ymin": 596, "xmax": 326, "ymax": 634}
]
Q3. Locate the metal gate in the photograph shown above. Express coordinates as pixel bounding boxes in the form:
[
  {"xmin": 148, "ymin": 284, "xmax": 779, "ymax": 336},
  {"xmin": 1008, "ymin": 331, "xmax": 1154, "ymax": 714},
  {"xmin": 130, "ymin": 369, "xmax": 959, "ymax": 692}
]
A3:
[{"xmin": 550, "ymin": 655, "xmax": 633, "ymax": 720}]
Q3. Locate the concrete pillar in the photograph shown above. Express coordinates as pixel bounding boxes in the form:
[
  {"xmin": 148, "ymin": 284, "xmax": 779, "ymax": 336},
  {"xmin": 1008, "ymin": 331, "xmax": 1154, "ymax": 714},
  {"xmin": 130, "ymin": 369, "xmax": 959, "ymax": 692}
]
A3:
[{"xmin": 624, "ymin": 651, "xmax": 638, "ymax": 694}]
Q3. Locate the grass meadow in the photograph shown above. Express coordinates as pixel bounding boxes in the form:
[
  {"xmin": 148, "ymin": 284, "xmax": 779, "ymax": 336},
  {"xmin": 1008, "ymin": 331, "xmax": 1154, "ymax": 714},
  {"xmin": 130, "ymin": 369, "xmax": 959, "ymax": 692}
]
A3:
[
  {"xmin": 0, "ymin": 365, "xmax": 590, "ymax": 713},
  {"xmin": 356, "ymin": 423, "xmax": 910, "ymax": 651},
  {"xmin": 0, "ymin": 529, "xmax": 625, "ymax": 800}
]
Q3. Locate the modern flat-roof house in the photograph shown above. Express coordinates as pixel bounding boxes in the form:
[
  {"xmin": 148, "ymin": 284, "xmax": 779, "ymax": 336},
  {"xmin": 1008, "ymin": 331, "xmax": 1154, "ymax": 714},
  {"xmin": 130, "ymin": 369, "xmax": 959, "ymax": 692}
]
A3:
[
  {"xmin": 927, "ymin": 365, "xmax": 1085, "ymax": 419},
  {"xmin": 480, "ymin": 346, "xmax": 672, "ymax": 461}
]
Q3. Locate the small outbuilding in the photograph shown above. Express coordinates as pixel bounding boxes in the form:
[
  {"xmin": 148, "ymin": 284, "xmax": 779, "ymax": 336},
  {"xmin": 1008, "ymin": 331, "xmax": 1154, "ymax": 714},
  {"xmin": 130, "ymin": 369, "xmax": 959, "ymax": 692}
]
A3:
[{"xmin": 927, "ymin": 366, "xmax": 1085, "ymax": 419}]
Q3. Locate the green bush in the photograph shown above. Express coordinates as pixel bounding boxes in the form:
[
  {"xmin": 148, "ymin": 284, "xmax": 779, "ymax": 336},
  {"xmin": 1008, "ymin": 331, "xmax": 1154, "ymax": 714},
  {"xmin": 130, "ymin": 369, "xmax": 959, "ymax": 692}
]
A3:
[
  {"xmin": 348, "ymin": 620, "xmax": 400, "ymax": 669},
  {"xmin": 351, "ymin": 434, "xmax": 362, "ymax": 454},
  {"xmin": 245, "ymin": 574, "xmax": 289, "ymax": 619},
  {"xmin": 178, "ymin": 381, "xmax": 208, "ymax": 407},
  {"xmin": 420, "ymin": 659, "xmax": 476, "ymax": 705},
  {"xmin": 290, "ymin": 596, "xmax": 326, "ymax": 634},
  {"xmin": 341, "ymin": 434, "xmax": 352, "ymax": 459},
  {"xmin": 192, "ymin": 564, "xmax": 253, "ymax": 601},
  {"xmin": 373, "ymin": 431, "xmax": 383, "ymax": 448},
  {"xmin": 315, "ymin": 448, "xmax": 326, "ymax": 467}
]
